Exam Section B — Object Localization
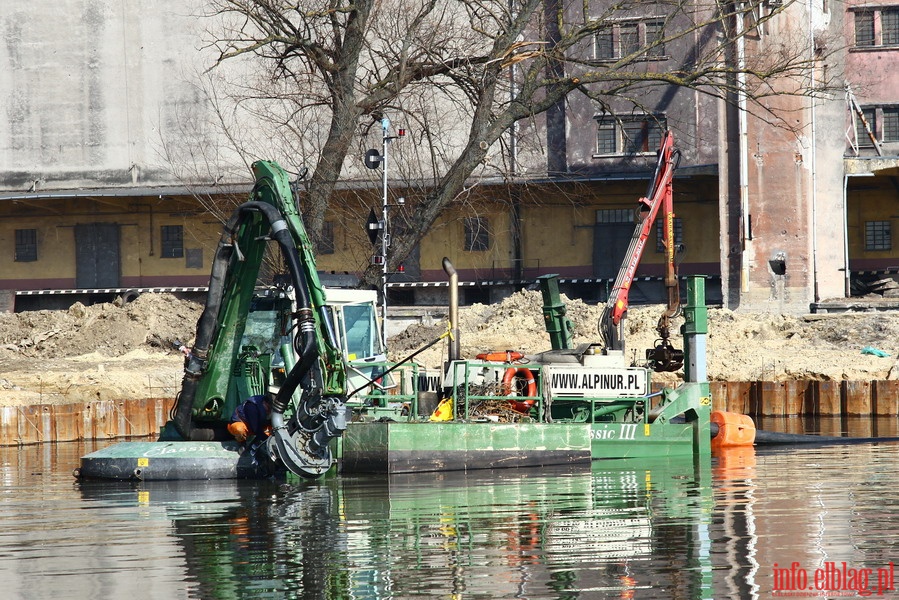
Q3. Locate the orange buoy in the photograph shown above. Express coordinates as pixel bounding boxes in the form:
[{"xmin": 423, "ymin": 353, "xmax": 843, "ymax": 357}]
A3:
[
  {"xmin": 710, "ymin": 410, "xmax": 756, "ymax": 449},
  {"xmin": 476, "ymin": 350, "xmax": 524, "ymax": 363},
  {"xmin": 502, "ymin": 367, "xmax": 537, "ymax": 412}
]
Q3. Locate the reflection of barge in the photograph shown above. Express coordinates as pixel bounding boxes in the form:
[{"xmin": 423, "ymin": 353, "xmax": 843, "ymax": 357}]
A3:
[{"xmin": 76, "ymin": 456, "xmax": 714, "ymax": 599}]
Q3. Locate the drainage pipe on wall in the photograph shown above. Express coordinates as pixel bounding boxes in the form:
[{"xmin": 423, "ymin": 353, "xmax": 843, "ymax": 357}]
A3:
[
  {"xmin": 736, "ymin": 1, "xmax": 751, "ymax": 294},
  {"xmin": 808, "ymin": 0, "xmax": 820, "ymax": 303}
]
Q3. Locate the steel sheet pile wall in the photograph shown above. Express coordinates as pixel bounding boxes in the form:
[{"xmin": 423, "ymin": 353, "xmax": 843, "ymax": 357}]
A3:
[
  {"xmin": 0, "ymin": 382, "xmax": 897, "ymax": 446},
  {"xmin": 707, "ymin": 380, "xmax": 899, "ymax": 417},
  {"xmin": 0, "ymin": 398, "xmax": 173, "ymax": 446}
]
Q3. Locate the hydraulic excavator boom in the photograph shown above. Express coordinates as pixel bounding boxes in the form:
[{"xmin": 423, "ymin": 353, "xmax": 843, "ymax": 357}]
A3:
[
  {"xmin": 165, "ymin": 160, "xmax": 348, "ymax": 477},
  {"xmin": 598, "ymin": 131, "xmax": 684, "ymax": 372}
]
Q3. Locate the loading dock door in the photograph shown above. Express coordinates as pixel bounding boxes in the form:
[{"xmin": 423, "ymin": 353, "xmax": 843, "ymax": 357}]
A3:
[
  {"xmin": 592, "ymin": 209, "xmax": 634, "ymax": 280},
  {"xmin": 75, "ymin": 223, "xmax": 121, "ymax": 288}
]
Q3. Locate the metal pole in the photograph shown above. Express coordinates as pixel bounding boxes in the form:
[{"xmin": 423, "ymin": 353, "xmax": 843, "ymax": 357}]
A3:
[{"xmin": 380, "ymin": 118, "xmax": 389, "ymax": 346}]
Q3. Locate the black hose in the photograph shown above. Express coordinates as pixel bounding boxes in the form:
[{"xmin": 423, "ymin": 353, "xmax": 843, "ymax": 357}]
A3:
[
  {"xmin": 754, "ymin": 429, "xmax": 899, "ymax": 446},
  {"xmin": 258, "ymin": 204, "xmax": 318, "ymax": 419},
  {"xmin": 172, "ymin": 208, "xmax": 242, "ymax": 441},
  {"xmin": 172, "ymin": 197, "xmax": 317, "ymax": 440}
]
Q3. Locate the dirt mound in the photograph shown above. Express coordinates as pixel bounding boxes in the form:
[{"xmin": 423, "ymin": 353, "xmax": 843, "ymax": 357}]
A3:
[
  {"xmin": 2, "ymin": 290, "xmax": 899, "ymax": 406},
  {"xmin": 0, "ymin": 293, "xmax": 202, "ymax": 358},
  {"xmin": 390, "ymin": 290, "xmax": 899, "ymax": 383},
  {"xmin": 0, "ymin": 294, "xmax": 201, "ymax": 406}
]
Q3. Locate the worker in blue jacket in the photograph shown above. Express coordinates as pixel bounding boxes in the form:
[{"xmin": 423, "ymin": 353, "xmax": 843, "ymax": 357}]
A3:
[{"xmin": 227, "ymin": 395, "xmax": 272, "ymax": 444}]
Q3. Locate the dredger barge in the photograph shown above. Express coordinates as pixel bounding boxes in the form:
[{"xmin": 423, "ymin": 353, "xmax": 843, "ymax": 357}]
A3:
[{"xmin": 77, "ymin": 133, "xmax": 764, "ymax": 481}]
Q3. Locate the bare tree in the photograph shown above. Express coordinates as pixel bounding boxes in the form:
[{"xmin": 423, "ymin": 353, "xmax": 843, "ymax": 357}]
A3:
[{"xmin": 199, "ymin": 0, "xmax": 830, "ymax": 286}]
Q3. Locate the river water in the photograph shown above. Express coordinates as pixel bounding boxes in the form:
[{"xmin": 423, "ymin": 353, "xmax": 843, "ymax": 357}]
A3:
[{"xmin": 1, "ymin": 419, "xmax": 897, "ymax": 599}]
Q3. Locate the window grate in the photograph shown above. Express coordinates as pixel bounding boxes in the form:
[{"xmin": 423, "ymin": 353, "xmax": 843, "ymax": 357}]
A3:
[
  {"xmin": 594, "ymin": 115, "xmax": 667, "ymax": 156},
  {"xmin": 596, "ymin": 209, "xmax": 634, "ymax": 224},
  {"xmin": 884, "ymin": 9, "xmax": 899, "ymax": 45},
  {"xmin": 865, "ymin": 221, "xmax": 891, "ymax": 251},
  {"xmin": 15, "ymin": 229, "xmax": 37, "ymax": 262},
  {"xmin": 161, "ymin": 225, "xmax": 184, "ymax": 259},
  {"xmin": 884, "ymin": 108, "xmax": 899, "ymax": 142},
  {"xmin": 855, "ymin": 11, "xmax": 875, "ymax": 46},
  {"xmin": 464, "ymin": 217, "xmax": 490, "ymax": 252},
  {"xmin": 655, "ymin": 218, "xmax": 684, "ymax": 252},
  {"xmin": 319, "ymin": 221, "xmax": 335, "ymax": 254},
  {"xmin": 856, "ymin": 108, "xmax": 877, "ymax": 146}
]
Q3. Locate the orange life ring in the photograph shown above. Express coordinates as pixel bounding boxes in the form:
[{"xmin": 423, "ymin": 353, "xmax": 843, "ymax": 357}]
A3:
[
  {"xmin": 476, "ymin": 350, "xmax": 524, "ymax": 363},
  {"xmin": 502, "ymin": 367, "xmax": 537, "ymax": 412}
]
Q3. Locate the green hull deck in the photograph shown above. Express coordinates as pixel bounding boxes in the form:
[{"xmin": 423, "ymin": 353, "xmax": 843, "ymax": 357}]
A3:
[
  {"xmin": 76, "ymin": 441, "xmax": 274, "ymax": 481},
  {"xmin": 341, "ymin": 417, "xmax": 707, "ymax": 474},
  {"xmin": 340, "ymin": 421, "xmax": 592, "ymax": 474}
]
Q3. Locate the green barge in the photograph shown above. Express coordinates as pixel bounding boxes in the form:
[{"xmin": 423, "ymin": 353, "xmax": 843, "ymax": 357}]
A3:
[
  {"xmin": 77, "ymin": 154, "xmax": 713, "ymax": 481},
  {"xmin": 79, "ymin": 275, "xmax": 712, "ymax": 480}
]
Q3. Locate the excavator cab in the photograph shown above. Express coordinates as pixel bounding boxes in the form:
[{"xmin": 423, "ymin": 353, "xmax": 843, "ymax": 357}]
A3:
[{"xmin": 324, "ymin": 288, "xmax": 396, "ymax": 398}]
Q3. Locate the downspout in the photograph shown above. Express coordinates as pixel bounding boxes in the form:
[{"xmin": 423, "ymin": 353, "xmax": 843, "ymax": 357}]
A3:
[
  {"xmin": 736, "ymin": 2, "xmax": 751, "ymax": 294},
  {"xmin": 509, "ymin": 34, "xmax": 523, "ymax": 282},
  {"xmin": 809, "ymin": 0, "xmax": 820, "ymax": 303}
]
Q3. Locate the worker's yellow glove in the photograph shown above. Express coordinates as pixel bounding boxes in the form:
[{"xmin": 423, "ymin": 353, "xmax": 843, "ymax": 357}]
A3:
[{"xmin": 227, "ymin": 421, "xmax": 249, "ymax": 443}]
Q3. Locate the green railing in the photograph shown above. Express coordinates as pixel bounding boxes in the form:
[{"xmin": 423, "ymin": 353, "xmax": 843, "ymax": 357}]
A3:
[
  {"xmin": 347, "ymin": 361, "xmax": 420, "ymax": 415},
  {"xmin": 448, "ymin": 361, "xmax": 546, "ymax": 423}
]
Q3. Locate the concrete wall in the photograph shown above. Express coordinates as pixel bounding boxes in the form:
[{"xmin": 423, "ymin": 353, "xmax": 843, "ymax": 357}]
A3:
[
  {"xmin": 0, "ymin": 1, "xmax": 223, "ymax": 192},
  {"xmin": 718, "ymin": 0, "xmax": 849, "ymax": 312}
]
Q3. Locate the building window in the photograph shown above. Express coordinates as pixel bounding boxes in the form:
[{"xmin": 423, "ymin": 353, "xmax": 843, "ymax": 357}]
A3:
[
  {"xmin": 644, "ymin": 21, "xmax": 665, "ymax": 58},
  {"xmin": 885, "ymin": 9, "xmax": 899, "ymax": 45},
  {"xmin": 855, "ymin": 12, "xmax": 874, "ymax": 47},
  {"xmin": 161, "ymin": 225, "xmax": 184, "ymax": 258},
  {"xmin": 883, "ymin": 108, "xmax": 899, "ymax": 142},
  {"xmin": 318, "ymin": 221, "xmax": 335, "ymax": 255},
  {"xmin": 620, "ymin": 22, "xmax": 640, "ymax": 56},
  {"xmin": 853, "ymin": 8, "xmax": 899, "ymax": 47},
  {"xmin": 655, "ymin": 218, "xmax": 684, "ymax": 253},
  {"xmin": 464, "ymin": 217, "xmax": 490, "ymax": 252},
  {"xmin": 865, "ymin": 221, "xmax": 891, "ymax": 251},
  {"xmin": 595, "ymin": 114, "xmax": 666, "ymax": 156},
  {"xmin": 855, "ymin": 108, "xmax": 877, "ymax": 147},
  {"xmin": 597, "ymin": 121, "xmax": 617, "ymax": 154},
  {"xmin": 595, "ymin": 29, "xmax": 614, "ymax": 59},
  {"xmin": 852, "ymin": 106, "xmax": 899, "ymax": 146},
  {"xmin": 596, "ymin": 209, "xmax": 634, "ymax": 224},
  {"xmin": 593, "ymin": 19, "xmax": 666, "ymax": 60},
  {"xmin": 15, "ymin": 229, "xmax": 37, "ymax": 262}
]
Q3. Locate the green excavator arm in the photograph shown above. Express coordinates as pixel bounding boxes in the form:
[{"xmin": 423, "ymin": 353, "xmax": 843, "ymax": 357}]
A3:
[{"xmin": 164, "ymin": 160, "xmax": 347, "ymax": 478}]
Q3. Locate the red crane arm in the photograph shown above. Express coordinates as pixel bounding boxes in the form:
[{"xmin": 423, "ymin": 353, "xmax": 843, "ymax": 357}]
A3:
[{"xmin": 599, "ymin": 131, "xmax": 678, "ymax": 351}]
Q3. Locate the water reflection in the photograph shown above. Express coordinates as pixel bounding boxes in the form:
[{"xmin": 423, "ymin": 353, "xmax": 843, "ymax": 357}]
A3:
[
  {"xmin": 712, "ymin": 445, "xmax": 759, "ymax": 599},
  {"xmin": 3, "ymin": 440, "xmax": 899, "ymax": 599},
  {"xmin": 712, "ymin": 441, "xmax": 899, "ymax": 599},
  {"xmin": 76, "ymin": 455, "xmax": 714, "ymax": 599},
  {"xmin": 336, "ymin": 459, "xmax": 713, "ymax": 599}
]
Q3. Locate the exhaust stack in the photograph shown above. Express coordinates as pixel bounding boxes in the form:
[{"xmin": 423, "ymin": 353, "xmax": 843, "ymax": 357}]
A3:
[{"xmin": 442, "ymin": 257, "xmax": 460, "ymax": 361}]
